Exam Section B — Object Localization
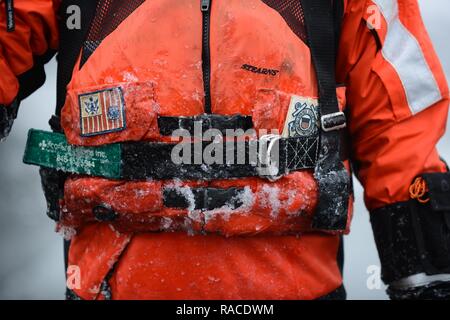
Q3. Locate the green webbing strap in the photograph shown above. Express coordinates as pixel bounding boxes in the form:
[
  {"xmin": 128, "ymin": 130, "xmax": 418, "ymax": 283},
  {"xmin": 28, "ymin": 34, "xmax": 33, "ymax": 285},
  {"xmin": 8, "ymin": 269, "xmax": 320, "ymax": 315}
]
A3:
[{"xmin": 23, "ymin": 129, "xmax": 121, "ymax": 179}]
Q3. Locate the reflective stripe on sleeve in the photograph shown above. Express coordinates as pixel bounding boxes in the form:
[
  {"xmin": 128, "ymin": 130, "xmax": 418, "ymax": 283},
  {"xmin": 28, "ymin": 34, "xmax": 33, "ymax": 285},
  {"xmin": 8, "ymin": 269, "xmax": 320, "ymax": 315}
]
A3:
[{"xmin": 373, "ymin": 0, "xmax": 441, "ymax": 114}]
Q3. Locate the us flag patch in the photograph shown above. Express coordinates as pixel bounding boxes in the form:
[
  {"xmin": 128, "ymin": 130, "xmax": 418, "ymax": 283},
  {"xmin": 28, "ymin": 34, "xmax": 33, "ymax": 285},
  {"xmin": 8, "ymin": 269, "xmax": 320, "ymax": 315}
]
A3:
[{"xmin": 79, "ymin": 87, "xmax": 126, "ymax": 137}]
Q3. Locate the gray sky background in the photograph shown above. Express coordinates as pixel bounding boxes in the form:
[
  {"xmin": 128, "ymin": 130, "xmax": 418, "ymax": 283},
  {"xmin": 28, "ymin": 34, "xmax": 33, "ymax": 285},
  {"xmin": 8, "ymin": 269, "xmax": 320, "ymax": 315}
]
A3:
[{"xmin": 0, "ymin": 0, "xmax": 449, "ymax": 300}]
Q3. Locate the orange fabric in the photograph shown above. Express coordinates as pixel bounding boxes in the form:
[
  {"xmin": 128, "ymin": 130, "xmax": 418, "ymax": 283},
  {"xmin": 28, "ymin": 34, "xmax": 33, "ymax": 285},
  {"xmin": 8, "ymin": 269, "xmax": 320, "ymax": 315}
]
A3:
[
  {"xmin": 107, "ymin": 232, "xmax": 341, "ymax": 300},
  {"xmin": 67, "ymin": 223, "xmax": 131, "ymax": 300},
  {"xmin": 0, "ymin": 0, "xmax": 59, "ymax": 105},
  {"xmin": 61, "ymin": 172, "xmax": 319, "ymax": 236},
  {"xmin": 338, "ymin": 0, "xmax": 449, "ymax": 210}
]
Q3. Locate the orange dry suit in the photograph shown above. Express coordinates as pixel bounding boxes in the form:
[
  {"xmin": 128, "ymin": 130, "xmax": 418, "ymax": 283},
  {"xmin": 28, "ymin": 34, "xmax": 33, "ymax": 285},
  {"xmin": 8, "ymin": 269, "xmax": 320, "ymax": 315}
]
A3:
[{"xmin": 1, "ymin": 0, "xmax": 449, "ymax": 300}]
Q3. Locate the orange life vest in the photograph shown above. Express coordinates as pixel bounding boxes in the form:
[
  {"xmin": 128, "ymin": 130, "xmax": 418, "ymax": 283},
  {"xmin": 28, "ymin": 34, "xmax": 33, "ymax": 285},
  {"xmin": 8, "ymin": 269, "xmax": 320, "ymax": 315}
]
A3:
[{"xmin": 52, "ymin": 0, "xmax": 351, "ymax": 299}]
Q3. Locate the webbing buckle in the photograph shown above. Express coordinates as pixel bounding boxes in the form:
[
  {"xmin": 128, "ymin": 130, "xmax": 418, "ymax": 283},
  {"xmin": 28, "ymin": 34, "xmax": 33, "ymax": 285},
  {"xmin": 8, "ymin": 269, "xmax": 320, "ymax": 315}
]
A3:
[{"xmin": 321, "ymin": 112, "xmax": 347, "ymax": 132}]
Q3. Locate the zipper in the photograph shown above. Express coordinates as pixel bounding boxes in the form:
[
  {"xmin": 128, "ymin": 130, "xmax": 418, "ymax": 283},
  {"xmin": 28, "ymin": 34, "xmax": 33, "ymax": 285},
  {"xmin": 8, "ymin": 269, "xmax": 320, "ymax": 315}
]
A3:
[
  {"xmin": 201, "ymin": 0, "xmax": 212, "ymax": 113},
  {"xmin": 5, "ymin": 0, "xmax": 15, "ymax": 32}
]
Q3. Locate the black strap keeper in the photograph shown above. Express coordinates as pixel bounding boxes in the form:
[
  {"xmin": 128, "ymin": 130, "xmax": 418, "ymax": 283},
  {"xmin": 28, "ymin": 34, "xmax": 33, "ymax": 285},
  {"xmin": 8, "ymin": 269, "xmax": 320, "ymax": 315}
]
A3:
[
  {"xmin": 320, "ymin": 112, "xmax": 347, "ymax": 132},
  {"xmin": 371, "ymin": 177, "xmax": 450, "ymax": 284},
  {"xmin": 163, "ymin": 187, "xmax": 245, "ymax": 211}
]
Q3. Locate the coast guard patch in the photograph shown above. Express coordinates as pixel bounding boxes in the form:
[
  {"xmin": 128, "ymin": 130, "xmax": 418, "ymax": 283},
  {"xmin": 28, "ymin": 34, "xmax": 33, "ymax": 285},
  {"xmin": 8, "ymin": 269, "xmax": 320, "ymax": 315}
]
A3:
[
  {"xmin": 79, "ymin": 87, "xmax": 126, "ymax": 137},
  {"xmin": 282, "ymin": 96, "xmax": 319, "ymax": 138}
]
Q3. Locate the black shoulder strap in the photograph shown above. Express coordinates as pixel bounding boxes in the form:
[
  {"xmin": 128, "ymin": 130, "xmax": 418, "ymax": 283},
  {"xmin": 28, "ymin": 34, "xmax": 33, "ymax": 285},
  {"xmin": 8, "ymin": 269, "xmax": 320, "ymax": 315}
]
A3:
[
  {"xmin": 51, "ymin": 0, "xmax": 98, "ymax": 132},
  {"xmin": 333, "ymin": 0, "xmax": 344, "ymax": 50},
  {"xmin": 301, "ymin": 0, "xmax": 350, "ymax": 230}
]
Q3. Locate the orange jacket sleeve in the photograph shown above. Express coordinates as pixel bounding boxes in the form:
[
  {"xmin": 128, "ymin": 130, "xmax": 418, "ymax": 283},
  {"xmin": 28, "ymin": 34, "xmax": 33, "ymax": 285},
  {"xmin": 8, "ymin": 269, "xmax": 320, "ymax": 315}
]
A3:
[
  {"xmin": 337, "ymin": 0, "xmax": 449, "ymax": 211},
  {"xmin": 0, "ymin": 0, "xmax": 60, "ymax": 106}
]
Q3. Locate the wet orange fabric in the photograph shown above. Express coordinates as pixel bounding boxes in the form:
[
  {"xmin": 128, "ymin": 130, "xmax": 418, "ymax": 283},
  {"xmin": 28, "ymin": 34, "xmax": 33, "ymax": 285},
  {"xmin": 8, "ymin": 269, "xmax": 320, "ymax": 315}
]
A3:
[
  {"xmin": 66, "ymin": 223, "xmax": 131, "ymax": 300},
  {"xmin": 61, "ymin": 0, "xmax": 344, "ymax": 299},
  {"xmin": 0, "ymin": 0, "xmax": 59, "ymax": 105},
  {"xmin": 107, "ymin": 232, "xmax": 341, "ymax": 300},
  {"xmin": 61, "ymin": 172, "xmax": 319, "ymax": 236},
  {"xmin": 58, "ymin": 0, "xmax": 335, "ymax": 236},
  {"xmin": 2, "ymin": 0, "xmax": 449, "ymax": 300},
  {"xmin": 338, "ymin": 0, "xmax": 449, "ymax": 210}
]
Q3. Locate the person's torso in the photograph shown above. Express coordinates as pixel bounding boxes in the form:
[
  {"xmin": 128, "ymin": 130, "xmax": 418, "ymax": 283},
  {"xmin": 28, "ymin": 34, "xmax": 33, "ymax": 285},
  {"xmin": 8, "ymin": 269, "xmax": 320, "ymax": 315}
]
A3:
[{"xmin": 61, "ymin": 0, "xmax": 350, "ymax": 300}]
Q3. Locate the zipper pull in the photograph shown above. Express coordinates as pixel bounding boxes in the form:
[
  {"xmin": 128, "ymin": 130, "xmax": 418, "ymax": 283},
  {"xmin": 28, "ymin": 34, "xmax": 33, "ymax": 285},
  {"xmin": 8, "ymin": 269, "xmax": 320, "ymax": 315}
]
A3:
[{"xmin": 201, "ymin": 0, "xmax": 211, "ymax": 12}]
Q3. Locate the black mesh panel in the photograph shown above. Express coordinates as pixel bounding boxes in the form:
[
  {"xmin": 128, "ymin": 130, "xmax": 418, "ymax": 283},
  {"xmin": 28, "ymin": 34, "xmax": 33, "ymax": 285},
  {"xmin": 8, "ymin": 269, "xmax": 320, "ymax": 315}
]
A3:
[
  {"xmin": 261, "ymin": 0, "xmax": 308, "ymax": 44},
  {"xmin": 80, "ymin": 0, "xmax": 145, "ymax": 67}
]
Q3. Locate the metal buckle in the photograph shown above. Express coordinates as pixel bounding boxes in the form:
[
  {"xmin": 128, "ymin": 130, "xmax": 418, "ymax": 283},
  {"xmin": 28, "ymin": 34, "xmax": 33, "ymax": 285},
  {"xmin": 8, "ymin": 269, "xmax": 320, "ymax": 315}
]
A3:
[
  {"xmin": 321, "ymin": 112, "xmax": 347, "ymax": 132},
  {"xmin": 257, "ymin": 134, "xmax": 283, "ymax": 182}
]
